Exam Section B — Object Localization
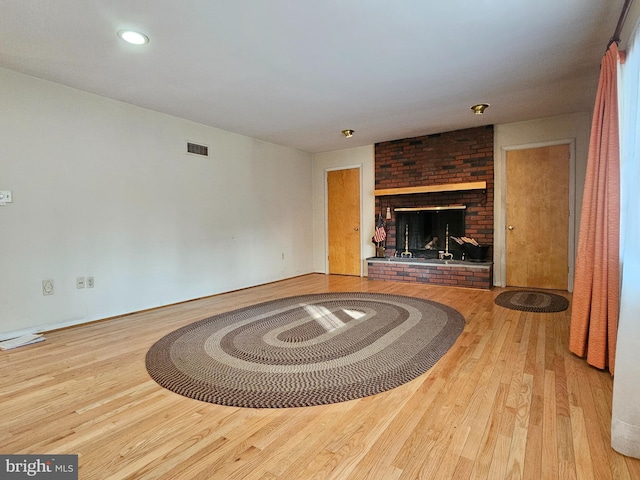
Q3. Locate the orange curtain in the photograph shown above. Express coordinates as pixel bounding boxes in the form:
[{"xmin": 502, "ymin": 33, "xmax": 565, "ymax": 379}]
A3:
[{"xmin": 569, "ymin": 43, "xmax": 621, "ymax": 375}]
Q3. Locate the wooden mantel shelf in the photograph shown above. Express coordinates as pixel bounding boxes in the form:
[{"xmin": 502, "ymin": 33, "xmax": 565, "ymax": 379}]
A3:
[{"xmin": 374, "ymin": 181, "xmax": 486, "ymax": 197}]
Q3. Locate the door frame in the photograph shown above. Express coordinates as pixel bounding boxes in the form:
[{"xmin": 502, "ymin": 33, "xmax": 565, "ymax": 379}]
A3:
[
  {"xmin": 496, "ymin": 140, "xmax": 576, "ymax": 291},
  {"xmin": 324, "ymin": 164, "xmax": 364, "ymax": 276}
]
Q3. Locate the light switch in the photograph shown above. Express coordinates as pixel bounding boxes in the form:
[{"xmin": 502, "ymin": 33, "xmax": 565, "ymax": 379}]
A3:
[{"xmin": 0, "ymin": 191, "xmax": 13, "ymax": 204}]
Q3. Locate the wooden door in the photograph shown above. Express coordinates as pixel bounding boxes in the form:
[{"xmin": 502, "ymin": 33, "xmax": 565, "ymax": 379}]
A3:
[
  {"xmin": 327, "ymin": 168, "xmax": 361, "ymax": 276},
  {"xmin": 506, "ymin": 144, "xmax": 570, "ymax": 289}
]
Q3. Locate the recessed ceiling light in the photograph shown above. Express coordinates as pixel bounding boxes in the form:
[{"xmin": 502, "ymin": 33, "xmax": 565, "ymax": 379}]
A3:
[
  {"xmin": 471, "ymin": 103, "xmax": 489, "ymax": 115},
  {"xmin": 117, "ymin": 30, "xmax": 149, "ymax": 45},
  {"xmin": 342, "ymin": 129, "xmax": 354, "ymax": 138}
]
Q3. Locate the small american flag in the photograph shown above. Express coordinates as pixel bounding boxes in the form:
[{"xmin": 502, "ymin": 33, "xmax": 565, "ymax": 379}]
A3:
[{"xmin": 373, "ymin": 216, "xmax": 386, "ymax": 243}]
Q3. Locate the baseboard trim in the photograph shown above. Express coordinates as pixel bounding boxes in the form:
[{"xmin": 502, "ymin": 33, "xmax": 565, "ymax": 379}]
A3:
[{"xmin": 0, "ymin": 273, "xmax": 318, "ymax": 341}]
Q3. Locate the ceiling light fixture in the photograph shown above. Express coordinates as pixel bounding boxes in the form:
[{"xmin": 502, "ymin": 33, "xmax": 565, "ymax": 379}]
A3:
[
  {"xmin": 117, "ymin": 30, "xmax": 149, "ymax": 45},
  {"xmin": 342, "ymin": 129, "xmax": 354, "ymax": 138},
  {"xmin": 471, "ymin": 103, "xmax": 489, "ymax": 115}
]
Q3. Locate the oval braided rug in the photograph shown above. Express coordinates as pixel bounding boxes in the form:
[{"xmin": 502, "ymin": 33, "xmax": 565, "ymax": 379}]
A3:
[
  {"xmin": 494, "ymin": 290, "xmax": 569, "ymax": 312},
  {"xmin": 145, "ymin": 292, "xmax": 465, "ymax": 408}
]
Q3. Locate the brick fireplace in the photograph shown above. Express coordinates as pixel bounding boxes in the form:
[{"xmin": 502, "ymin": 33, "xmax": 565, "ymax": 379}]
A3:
[{"xmin": 368, "ymin": 125, "xmax": 494, "ymax": 289}]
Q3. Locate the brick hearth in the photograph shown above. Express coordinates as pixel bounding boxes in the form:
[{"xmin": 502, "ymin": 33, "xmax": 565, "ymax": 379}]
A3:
[{"xmin": 367, "ymin": 258, "xmax": 493, "ymax": 290}]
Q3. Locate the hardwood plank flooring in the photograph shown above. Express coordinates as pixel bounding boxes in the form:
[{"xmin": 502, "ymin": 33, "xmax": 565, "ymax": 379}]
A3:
[{"xmin": 1, "ymin": 274, "xmax": 638, "ymax": 479}]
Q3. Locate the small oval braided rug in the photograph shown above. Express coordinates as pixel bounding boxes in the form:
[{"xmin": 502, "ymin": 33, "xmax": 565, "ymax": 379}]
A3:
[
  {"xmin": 494, "ymin": 290, "xmax": 569, "ymax": 312},
  {"xmin": 145, "ymin": 292, "xmax": 465, "ymax": 408}
]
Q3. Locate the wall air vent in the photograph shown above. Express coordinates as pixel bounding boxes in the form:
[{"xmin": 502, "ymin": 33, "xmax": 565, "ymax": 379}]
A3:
[{"xmin": 187, "ymin": 142, "xmax": 209, "ymax": 157}]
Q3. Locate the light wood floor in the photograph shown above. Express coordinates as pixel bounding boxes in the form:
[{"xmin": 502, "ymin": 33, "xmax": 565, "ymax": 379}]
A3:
[{"xmin": 1, "ymin": 274, "xmax": 639, "ymax": 479}]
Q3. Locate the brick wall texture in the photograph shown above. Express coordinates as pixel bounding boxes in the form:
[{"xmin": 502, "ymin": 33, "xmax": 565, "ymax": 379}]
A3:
[
  {"xmin": 367, "ymin": 261, "xmax": 493, "ymax": 290},
  {"xmin": 374, "ymin": 125, "xmax": 494, "ymax": 255}
]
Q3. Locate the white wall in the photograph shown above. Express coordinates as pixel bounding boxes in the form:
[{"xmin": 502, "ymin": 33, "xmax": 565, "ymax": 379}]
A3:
[
  {"xmin": 311, "ymin": 146, "xmax": 375, "ymax": 275},
  {"xmin": 0, "ymin": 67, "xmax": 313, "ymax": 339},
  {"xmin": 494, "ymin": 113, "xmax": 592, "ymax": 288},
  {"xmin": 612, "ymin": 3, "xmax": 640, "ymax": 458}
]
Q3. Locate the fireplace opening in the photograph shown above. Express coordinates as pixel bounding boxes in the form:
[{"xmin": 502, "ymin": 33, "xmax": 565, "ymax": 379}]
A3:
[{"xmin": 395, "ymin": 206, "xmax": 465, "ymax": 258}]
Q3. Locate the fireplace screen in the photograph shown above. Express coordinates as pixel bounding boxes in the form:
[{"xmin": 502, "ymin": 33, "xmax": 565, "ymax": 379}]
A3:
[{"xmin": 395, "ymin": 206, "xmax": 465, "ymax": 258}]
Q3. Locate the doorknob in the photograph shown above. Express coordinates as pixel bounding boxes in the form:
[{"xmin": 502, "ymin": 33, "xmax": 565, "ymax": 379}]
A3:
[
  {"xmin": 508, "ymin": 225, "xmax": 514, "ymax": 230},
  {"xmin": 354, "ymin": 227, "xmax": 359, "ymax": 231}
]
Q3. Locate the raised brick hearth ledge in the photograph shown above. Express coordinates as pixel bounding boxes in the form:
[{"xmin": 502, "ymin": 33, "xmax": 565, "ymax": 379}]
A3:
[{"xmin": 367, "ymin": 257, "xmax": 493, "ymax": 290}]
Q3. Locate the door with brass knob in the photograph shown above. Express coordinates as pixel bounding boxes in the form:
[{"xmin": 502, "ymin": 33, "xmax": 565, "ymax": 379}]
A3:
[
  {"xmin": 506, "ymin": 145, "xmax": 569, "ymax": 289},
  {"xmin": 327, "ymin": 167, "xmax": 361, "ymax": 276}
]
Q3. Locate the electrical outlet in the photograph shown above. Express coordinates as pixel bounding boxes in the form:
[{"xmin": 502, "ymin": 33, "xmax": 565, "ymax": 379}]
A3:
[
  {"xmin": 42, "ymin": 279, "xmax": 54, "ymax": 296},
  {"xmin": 77, "ymin": 277, "xmax": 85, "ymax": 289},
  {"xmin": 87, "ymin": 277, "xmax": 94, "ymax": 288}
]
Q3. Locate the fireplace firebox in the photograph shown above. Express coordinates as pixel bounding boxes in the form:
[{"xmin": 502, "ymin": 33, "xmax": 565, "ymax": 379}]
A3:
[{"xmin": 394, "ymin": 205, "xmax": 465, "ymax": 258}]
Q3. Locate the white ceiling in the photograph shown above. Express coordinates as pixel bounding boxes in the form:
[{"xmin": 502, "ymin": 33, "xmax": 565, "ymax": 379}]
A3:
[{"xmin": 0, "ymin": 1, "xmax": 623, "ymax": 153}]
